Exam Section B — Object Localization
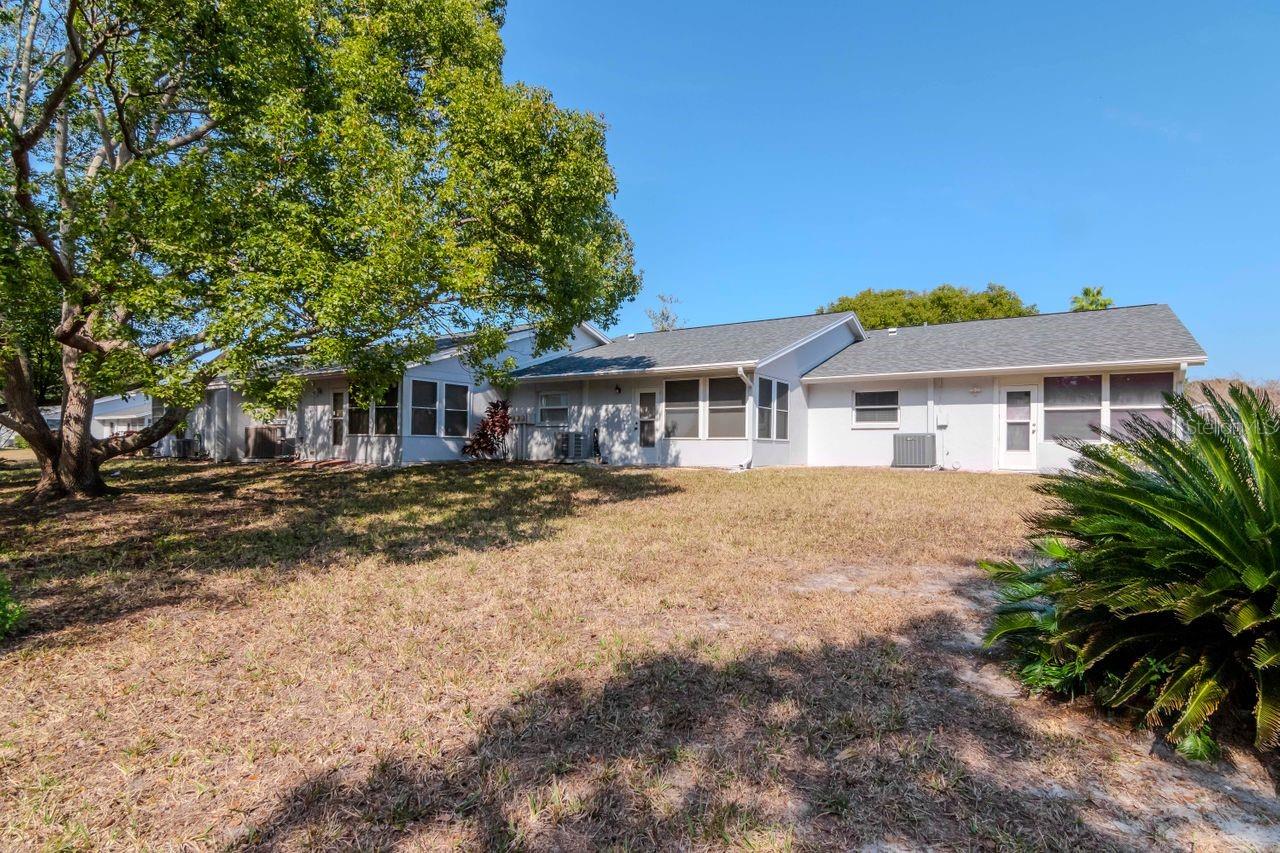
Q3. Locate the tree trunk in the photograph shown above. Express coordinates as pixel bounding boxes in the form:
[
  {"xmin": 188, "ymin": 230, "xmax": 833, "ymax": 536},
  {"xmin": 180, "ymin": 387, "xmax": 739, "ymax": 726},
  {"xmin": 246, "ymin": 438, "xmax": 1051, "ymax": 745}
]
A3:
[
  {"xmin": 52, "ymin": 347, "xmax": 111, "ymax": 498},
  {"xmin": 26, "ymin": 448, "xmax": 65, "ymax": 503},
  {"xmin": 6, "ymin": 341, "xmax": 191, "ymax": 505}
]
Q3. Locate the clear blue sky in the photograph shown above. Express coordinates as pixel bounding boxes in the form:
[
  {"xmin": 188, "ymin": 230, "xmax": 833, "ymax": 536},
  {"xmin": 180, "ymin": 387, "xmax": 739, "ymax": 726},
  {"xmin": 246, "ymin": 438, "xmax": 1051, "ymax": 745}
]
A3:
[{"xmin": 501, "ymin": 2, "xmax": 1279, "ymax": 379}]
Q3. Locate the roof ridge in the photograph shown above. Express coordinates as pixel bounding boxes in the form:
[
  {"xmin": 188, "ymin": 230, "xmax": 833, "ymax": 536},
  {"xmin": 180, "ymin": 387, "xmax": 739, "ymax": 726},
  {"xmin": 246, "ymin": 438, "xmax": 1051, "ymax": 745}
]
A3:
[
  {"xmin": 617, "ymin": 310, "xmax": 854, "ymax": 337},
  {"xmin": 864, "ymin": 303, "xmax": 1164, "ymax": 334}
]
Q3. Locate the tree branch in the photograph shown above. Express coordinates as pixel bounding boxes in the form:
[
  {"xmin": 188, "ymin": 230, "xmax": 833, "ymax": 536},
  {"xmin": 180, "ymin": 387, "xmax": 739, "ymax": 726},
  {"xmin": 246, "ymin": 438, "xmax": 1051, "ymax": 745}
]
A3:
[
  {"xmin": 145, "ymin": 117, "xmax": 218, "ymax": 156},
  {"xmin": 92, "ymin": 405, "xmax": 186, "ymax": 461},
  {"xmin": 1, "ymin": 350, "xmax": 59, "ymax": 457},
  {"xmin": 17, "ymin": 35, "xmax": 107, "ymax": 152}
]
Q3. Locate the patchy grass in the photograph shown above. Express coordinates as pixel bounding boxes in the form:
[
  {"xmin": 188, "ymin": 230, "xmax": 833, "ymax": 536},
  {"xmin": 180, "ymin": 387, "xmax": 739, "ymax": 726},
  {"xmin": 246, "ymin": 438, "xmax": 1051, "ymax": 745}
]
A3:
[{"xmin": 1, "ymin": 460, "xmax": 1277, "ymax": 850}]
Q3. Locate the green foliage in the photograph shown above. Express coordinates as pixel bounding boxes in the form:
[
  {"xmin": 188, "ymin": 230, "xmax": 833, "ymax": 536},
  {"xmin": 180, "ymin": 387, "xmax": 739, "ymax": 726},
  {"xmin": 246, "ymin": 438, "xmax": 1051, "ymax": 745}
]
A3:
[
  {"xmin": 983, "ymin": 384, "xmax": 1280, "ymax": 753},
  {"xmin": 0, "ymin": 575, "xmax": 23, "ymax": 639},
  {"xmin": 0, "ymin": 242, "xmax": 63, "ymax": 406},
  {"xmin": 1176, "ymin": 726, "xmax": 1222, "ymax": 761},
  {"xmin": 817, "ymin": 284, "xmax": 1037, "ymax": 329},
  {"xmin": 1070, "ymin": 286, "xmax": 1115, "ymax": 312},
  {"xmin": 2, "ymin": 0, "xmax": 638, "ymax": 445}
]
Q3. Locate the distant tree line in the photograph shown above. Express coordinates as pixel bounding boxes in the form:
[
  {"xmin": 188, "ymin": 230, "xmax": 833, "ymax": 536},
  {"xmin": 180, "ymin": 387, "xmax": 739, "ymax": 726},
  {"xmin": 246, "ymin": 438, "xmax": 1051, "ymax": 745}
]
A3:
[{"xmin": 814, "ymin": 284, "xmax": 1115, "ymax": 330}]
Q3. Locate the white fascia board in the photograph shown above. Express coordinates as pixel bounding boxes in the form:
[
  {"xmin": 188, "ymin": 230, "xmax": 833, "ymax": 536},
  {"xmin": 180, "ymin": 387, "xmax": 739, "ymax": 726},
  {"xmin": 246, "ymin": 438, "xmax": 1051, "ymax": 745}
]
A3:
[
  {"xmin": 512, "ymin": 360, "xmax": 756, "ymax": 382},
  {"xmin": 293, "ymin": 367, "xmax": 348, "ymax": 379},
  {"xmin": 801, "ymin": 355, "xmax": 1207, "ymax": 384},
  {"xmin": 580, "ymin": 321, "xmax": 612, "ymax": 345},
  {"xmin": 756, "ymin": 314, "xmax": 864, "ymax": 370}
]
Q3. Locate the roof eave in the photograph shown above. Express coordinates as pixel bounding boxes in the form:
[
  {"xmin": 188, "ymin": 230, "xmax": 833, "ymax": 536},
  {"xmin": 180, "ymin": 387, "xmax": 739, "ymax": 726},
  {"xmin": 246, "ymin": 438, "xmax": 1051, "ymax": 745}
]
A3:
[
  {"xmin": 756, "ymin": 313, "xmax": 864, "ymax": 370},
  {"xmin": 580, "ymin": 321, "xmax": 612, "ymax": 345},
  {"xmin": 802, "ymin": 354, "xmax": 1207, "ymax": 384},
  {"xmin": 514, "ymin": 360, "xmax": 757, "ymax": 382}
]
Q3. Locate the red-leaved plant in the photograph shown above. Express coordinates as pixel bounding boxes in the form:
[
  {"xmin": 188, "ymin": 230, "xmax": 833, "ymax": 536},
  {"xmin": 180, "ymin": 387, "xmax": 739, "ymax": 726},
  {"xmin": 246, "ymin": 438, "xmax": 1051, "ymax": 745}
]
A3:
[{"xmin": 463, "ymin": 399, "xmax": 514, "ymax": 459}]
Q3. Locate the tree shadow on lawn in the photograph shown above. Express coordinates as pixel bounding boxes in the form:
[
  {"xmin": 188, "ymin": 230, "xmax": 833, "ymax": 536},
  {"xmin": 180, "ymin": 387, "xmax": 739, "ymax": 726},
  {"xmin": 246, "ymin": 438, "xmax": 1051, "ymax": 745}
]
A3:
[
  {"xmin": 0, "ymin": 460, "xmax": 677, "ymax": 647},
  {"xmin": 236, "ymin": 613, "xmax": 1151, "ymax": 852}
]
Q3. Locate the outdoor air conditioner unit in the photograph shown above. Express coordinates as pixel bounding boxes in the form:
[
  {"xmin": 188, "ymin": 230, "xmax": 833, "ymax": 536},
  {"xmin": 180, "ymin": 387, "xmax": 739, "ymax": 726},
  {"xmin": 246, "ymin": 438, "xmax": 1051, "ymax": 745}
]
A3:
[
  {"xmin": 892, "ymin": 433, "xmax": 937, "ymax": 468},
  {"xmin": 555, "ymin": 430, "xmax": 589, "ymax": 461}
]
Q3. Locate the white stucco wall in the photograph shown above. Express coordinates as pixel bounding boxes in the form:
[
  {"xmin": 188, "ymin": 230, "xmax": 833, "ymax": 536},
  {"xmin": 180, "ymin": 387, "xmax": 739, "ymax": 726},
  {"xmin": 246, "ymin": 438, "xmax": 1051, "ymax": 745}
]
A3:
[
  {"xmin": 806, "ymin": 379, "xmax": 930, "ymax": 467},
  {"xmin": 804, "ymin": 366, "xmax": 1185, "ymax": 473},
  {"xmin": 400, "ymin": 358, "xmax": 479, "ymax": 464},
  {"xmin": 752, "ymin": 321, "xmax": 858, "ymax": 467}
]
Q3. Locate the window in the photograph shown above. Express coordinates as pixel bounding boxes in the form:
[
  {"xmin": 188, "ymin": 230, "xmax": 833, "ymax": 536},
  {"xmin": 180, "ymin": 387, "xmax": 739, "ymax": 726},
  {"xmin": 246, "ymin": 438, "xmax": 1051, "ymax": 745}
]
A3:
[
  {"xmin": 776, "ymin": 381, "xmax": 789, "ymax": 440},
  {"xmin": 348, "ymin": 398, "xmax": 370, "ymax": 435},
  {"xmin": 1044, "ymin": 375, "xmax": 1101, "ymax": 441},
  {"xmin": 708, "ymin": 377, "xmax": 746, "ymax": 438},
  {"xmin": 664, "ymin": 379, "xmax": 700, "ymax": 438},
  {"xmin": 331, "ymin": 392, "xmax": 345, "ymax": 445},
  {"xmin": 374, "ymin": 384, "xmax": 399, "ymax": 435},
  {"xmin": 538, "ymin": 391, "xmax": 570, "ymax": 425},
  {"xmin": 854, "ymin": 390, "xmax": 899, "ymax": 426},
  {"xmin": 411, "ymin": 380, "xmax": 438, "ymax": 435},
  {"xmin": 1111, "ymin": 372, "xmax": 1174, "ymax": 433},
  {"xmin": 757, "ymin": 378, "xmax": 773, "ymax": 439},
  {"xmin": 444, "ymin": 383, "xmax": 469, "ymax": 437}
]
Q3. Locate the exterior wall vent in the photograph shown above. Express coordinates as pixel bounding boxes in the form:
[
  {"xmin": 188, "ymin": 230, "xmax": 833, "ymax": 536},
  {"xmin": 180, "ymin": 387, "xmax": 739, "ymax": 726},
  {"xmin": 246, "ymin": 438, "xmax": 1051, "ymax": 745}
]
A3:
[{"xmin": 892, "ymin": 433, "xmax": 936, "ymax": 468}]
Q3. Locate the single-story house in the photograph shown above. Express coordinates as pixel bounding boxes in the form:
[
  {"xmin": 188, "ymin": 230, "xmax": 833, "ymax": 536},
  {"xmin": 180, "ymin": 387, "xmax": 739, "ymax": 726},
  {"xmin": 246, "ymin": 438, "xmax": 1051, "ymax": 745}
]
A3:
[{"xmin": 170, "ymin": 303, "xmax": 1206, "ymax": 473}]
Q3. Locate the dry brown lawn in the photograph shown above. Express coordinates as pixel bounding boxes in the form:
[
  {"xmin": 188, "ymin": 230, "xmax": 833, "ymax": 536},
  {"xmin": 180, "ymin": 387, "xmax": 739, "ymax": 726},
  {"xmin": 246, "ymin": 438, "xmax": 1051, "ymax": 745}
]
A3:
[{"xmin": 1, "ymin": 458, "xmax": 1278, "ymax": 850}]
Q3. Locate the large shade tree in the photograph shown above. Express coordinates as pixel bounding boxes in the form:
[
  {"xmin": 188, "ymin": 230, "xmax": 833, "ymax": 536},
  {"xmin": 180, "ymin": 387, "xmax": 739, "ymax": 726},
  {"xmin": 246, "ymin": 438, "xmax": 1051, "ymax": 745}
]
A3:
[{"xmin": 0, "ymin": 0, "xmax": 638, "ymax": 502}]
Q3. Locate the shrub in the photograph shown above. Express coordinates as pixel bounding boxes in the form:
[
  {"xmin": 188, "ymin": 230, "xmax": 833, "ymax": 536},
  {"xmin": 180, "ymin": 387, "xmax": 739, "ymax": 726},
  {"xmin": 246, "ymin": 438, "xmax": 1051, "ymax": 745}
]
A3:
[
  {"xmin": 984, "ymin": 384, "xmax": 1280, "ymax": 757},
  {"xmin": 0, "ymin": 576, "xmax": 23, "ymax": 639},
  {"xmin": 463, "ymin": 399, "xmax": 513, "ymax": 459}
]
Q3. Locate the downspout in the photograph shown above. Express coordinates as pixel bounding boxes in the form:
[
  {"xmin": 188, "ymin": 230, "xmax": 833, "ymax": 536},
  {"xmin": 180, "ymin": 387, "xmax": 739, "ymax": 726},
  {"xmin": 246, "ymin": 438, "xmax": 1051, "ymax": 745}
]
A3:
[{"xmin": 737, "ymin": 366, "xmax": 754, "ymax": 470}]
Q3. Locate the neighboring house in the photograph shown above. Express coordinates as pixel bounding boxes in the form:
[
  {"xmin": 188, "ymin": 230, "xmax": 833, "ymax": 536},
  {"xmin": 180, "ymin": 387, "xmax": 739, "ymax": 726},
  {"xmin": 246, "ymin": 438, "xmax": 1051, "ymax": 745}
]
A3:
[
  {"xmin": 1, "ymin": 405, "xmax": 62, "ymax": 449},
  {"xmin": 1, "ymin": 395, "xmax": 175, "ymax": 452},
  {"xmin": 157, "ymin": 303, "xmax": 1209, "ymax": 473},
  {"xmin": 90, "ymin": 393, "xmax": 162, "ymax": 435}
]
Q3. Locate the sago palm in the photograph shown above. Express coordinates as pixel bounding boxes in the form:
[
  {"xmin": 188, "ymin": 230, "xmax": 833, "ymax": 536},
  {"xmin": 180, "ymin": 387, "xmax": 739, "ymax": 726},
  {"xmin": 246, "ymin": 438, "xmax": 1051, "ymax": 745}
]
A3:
[{"xmin": 984, "ymin": 384, "xmax": 1280, "ymax": 756}]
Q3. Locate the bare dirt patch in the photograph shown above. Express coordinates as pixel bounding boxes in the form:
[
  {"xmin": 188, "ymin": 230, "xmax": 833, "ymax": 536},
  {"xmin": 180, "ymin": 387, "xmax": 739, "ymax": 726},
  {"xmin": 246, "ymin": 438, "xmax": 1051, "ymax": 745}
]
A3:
[{"xmin": 1, "ymin": 460, "xmax": 1276, "ymax": 849}]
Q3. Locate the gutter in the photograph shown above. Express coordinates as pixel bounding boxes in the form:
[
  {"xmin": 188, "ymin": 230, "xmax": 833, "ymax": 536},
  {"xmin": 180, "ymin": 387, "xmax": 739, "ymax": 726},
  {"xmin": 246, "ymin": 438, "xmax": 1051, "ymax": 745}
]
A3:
[
  {"xmin": 513, "ymin": 360, "xmax": 756, "ymax": 382},
  {"xmin": 801, "ymin": 355, "xmax": 1208, "ymax": 384},
  {"xmin": 737, "ymin": 366, "xmax": 753, "ymax": 470}
]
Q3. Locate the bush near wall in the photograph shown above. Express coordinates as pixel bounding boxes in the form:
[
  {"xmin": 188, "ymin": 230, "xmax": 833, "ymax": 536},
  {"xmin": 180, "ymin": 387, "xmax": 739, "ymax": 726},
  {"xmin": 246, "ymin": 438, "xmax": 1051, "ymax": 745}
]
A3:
[{"xmin": 984, "ymin": 385, "xmax": 1280, "ymax": 759}]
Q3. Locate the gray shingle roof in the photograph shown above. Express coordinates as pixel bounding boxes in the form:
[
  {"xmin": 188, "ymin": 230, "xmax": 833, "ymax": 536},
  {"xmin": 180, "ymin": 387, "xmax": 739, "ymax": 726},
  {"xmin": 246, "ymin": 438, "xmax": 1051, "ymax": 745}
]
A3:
[
  {"xmin": 513, "ymin": 312, "xmax": 856, "ymax": 378},
  {"xmin": 804, "ymin": 304, "xmax": 1205, "ymax": 379}
]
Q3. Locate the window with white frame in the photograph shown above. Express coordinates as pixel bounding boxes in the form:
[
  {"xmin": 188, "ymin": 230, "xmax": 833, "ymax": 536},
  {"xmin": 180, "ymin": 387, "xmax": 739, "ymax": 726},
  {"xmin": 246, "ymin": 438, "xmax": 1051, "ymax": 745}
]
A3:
[
  {"xmin": 664, "ymin": 379, "xmax": 700, "ymax": 438},
  {"xmin": 444, "ymin": 383, "xmax": 469, "ymax": 436},
  {"xmin": 853, "ymin": 390, "xmax": 899, "ymax": 426},
  {"xmin": 757, "ymin": 378, "xmax": 774, "ymax": 439},
  {"xmin": 1110, "ymin": 372, "xmax": 1174, "ymax": 433},
  {"xmin": 775, "ymin": 381, "xmax": 789, "ymax": 440},
  {"xmin": 757, "ymin": 378, "xmax": 790, "ymax": 440},
  {"xmin": 411, "ymin": 380, "xmax": 438, "ymax": 435},
  {"xmin": 707, "ymin": 377, "xmax": 746, "ymax": 438},
  {"xmin": 538, "ymin": 391, "xmax": 569, "ymax": 425},
  {"xmin": 1043, "ymin": 375, "xmax": 1101, "ymax": 441}
]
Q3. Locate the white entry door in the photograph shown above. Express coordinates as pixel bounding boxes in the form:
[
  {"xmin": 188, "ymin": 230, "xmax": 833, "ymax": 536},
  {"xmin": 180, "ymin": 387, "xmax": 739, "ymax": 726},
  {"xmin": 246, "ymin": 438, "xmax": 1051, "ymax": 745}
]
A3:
[
  {"xmin": 637, "ymin": 388, "xmax": 659, "ymax": 465},
  {"xmin": 999, "ymin": 385, "xmax": 1038, "ymax": 471}
]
